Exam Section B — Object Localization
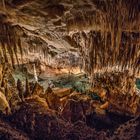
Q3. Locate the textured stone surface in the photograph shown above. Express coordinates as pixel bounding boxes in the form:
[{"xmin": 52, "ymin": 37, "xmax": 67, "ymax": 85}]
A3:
[
  {"xmin": 92, "ymin": 71, "xmax": 140, "ymax": 116},
  {"xmin": 0, "ymin": 119, "xmax": 29, "ymax": 140},
  {"xmin": 0, "ymin": 91, "xmax": 11, "ymax": 115},
  {"xmin": 8, "ymin": 94, "xmax": 140, "ymax": 140},
  {"xmin": 0, "ymin": 1, "xmax": 139, "ymax": 139},
  {"xmin": 0, "ymin": 0, "xmax": 139, "ymax": 73}
]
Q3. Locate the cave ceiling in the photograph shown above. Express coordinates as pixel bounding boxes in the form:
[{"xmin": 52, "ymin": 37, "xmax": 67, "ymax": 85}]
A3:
[
  {"xmin": 1, "ymin": 0, "xmax": 139, "ymax": 45},
  {"xmin": 0, "ymin": 0, "xmax": 140, "ymax": 74}
]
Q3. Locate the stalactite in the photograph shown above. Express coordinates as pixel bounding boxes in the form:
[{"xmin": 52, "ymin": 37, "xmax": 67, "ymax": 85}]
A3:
[
  {"xmin": 69, "ymin": 0, "xmax": 140, "ymax": 85},
  {"xmin": 0, "ymin": 21, "xmax": 23, "ymax": 67},
  {"xmin": 2, "ymin": 0, "xmax": 6, "ymax": 11}
]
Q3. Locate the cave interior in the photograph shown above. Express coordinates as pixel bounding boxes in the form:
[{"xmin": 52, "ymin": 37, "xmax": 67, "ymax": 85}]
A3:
[{"xmin": 0, "ymin": 0, "xmax": 140, "ymax": 140}]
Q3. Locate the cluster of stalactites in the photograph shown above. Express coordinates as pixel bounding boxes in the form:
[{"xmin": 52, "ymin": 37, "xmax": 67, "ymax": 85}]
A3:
[
  {"xmin": 72, "ymin": 31, "xmax": 140, "ymax": 77},
  {"xmin": 0, "ymin": 21, "xmax": 23, "ymax": 67},
  {"xmin": 66, "ymin": 0, "xmax": 139, "ymax": 32},
  {"xmin": 25, "ymin": 36, "xmax": 49, "ymax": 60},
  {"xmin": 70, "ymin": 0, "xmax": 140, "ymax": 78}
]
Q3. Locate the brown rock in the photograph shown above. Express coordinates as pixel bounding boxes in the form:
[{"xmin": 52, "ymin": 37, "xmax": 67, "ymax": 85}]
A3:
[
  {"xmin": 31, "ymin": 82, "xmax": 44, "ymax": 96},
  {"xmin": 61, "ymin": 99, "xmax": 86, "ymax": 123},
  {"xmin": 53, "ymin": 87, "xmax": 73, "ymax": 98},
  {"xmin": 92, "ymin": 72, "xmax": 140, "ymax": 116},
  {"xmin": 100, "ymin": 101, "xmax": 109, "ymax": 110},
  {"xmin": 0, "ymin": 119, "xmax": 29, "ymax": 140},
  {"xmin": 10, "ymin": 96, "xmax": 64, "ymax": 140},
  {"xmin": 45, "ymin": 91, "xmax": 61, "ymax": 111},
  {"xmin": 0, "ymin": 91, "xmax": 11, "ymax": 115}
]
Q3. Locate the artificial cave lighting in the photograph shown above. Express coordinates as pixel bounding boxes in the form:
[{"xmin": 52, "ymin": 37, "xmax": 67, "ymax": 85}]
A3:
[{"xmin": 0, "ymin": 0, "xmax": 139, "ymax": 139}]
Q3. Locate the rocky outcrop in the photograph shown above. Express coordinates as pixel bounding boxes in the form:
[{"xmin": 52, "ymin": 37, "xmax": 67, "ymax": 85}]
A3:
[
  {"xmin": 53, "ymin": 87, "xmax": 73, "ymax": 98},
  {"xmin": 10, "ymin": 96, "xmax": 54, "ymax": 139},
  {"xmin": 92, "ymin": 71, "xmax": 140, "ymax": 116},
  {"xmin": 9, "ymin": 95, "xmax": 108, "ymax": 140},
  {"xmin": 61, "ymin": 99, "xmax": 86, "ymax": 122},
  {"xmin": 31, "ymin": 82, "xmax": 44, "ymax": 96},
  {"xmin": 8, "ymin": 93, "xmax": 140, "ymax": 140}
]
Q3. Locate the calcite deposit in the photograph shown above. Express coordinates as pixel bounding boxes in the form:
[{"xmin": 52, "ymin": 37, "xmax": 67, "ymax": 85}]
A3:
[{"xmin": 0, "ymin": 0, "xmax": 139, "ymax": 140}]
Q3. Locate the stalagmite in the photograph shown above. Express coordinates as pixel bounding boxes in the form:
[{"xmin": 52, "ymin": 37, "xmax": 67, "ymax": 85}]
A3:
[
  {"xmin": 17, "ymin": 79, "xmax": 24, "ymax": 102},
  {"xmin": 33, "ymin": 63, "xmax": 38, "ymax": 83},
  {"xmin": 0, "ymin": 91, "xmax": 11, "ymax": 115}
]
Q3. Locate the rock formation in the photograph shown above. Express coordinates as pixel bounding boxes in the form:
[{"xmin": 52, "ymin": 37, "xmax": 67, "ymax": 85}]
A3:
[
  {"xmin": 91, "ymin": 71, "xmax": 140, "ymax": 116},
  {"xmin": 0, "ymin": 91, "xmax": 11, "ymax": 115},
  {"xmin": 0, "ymin": 0, "xmax": 139, "ymax": 139}
]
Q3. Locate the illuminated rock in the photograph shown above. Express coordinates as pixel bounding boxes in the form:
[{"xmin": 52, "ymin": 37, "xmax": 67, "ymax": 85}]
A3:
[
  {"xmin": 31, "ymin": 82, "xmax": 44, "ymax": 96},
  {"xmin": 44, "ymin": 88, "xmax": 61, "ymax": 111},
  {"xmin": 53, "ymin": 87, "xmax": 73, "ymax": 98},
  {"xmin": 100, "ymin": 101, "xmax": 109, "ymax": 110},
  {"xmin": 92, "ymin": 72, "xmax": 140, "ymax": 116},
  {"xmin": 0, "ymin": 91, "xmax": 11, "ymax": 115}
]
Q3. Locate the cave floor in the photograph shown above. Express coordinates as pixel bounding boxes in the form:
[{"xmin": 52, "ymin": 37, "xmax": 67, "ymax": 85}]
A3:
[{"xmin": 0, "ymin": 65, "xmax": 139, "ymax": 140}]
